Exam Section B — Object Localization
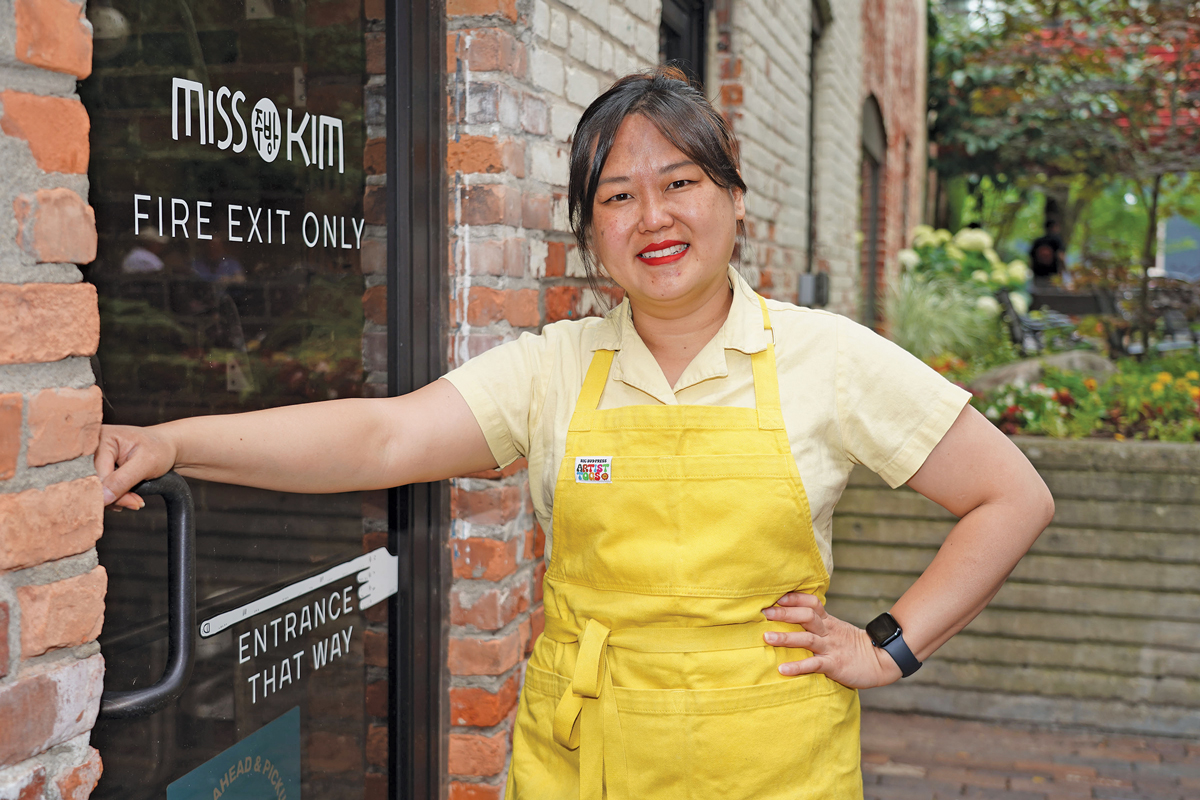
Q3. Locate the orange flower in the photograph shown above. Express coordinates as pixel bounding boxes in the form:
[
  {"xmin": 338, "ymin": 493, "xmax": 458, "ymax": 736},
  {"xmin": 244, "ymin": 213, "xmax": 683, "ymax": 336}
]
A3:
[
  {"xmin": 1114, "ymin": 433, "xmax": 1126, "ymax": 441},
  {"xmin": 1083, "ymin": 378, "xmax": 1097, "ymax": 391}
]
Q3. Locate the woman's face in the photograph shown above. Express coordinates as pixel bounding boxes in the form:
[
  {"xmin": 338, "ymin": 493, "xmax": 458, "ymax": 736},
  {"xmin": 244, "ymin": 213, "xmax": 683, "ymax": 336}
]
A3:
[{"xmin": 590, "ymin": 114, "xmax": 745, "ymax": 315}]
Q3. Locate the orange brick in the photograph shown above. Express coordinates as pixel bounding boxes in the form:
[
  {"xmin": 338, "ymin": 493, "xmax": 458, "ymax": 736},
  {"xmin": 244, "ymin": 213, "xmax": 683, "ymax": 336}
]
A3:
[
  {"xmin": 0, "ymin": 393, "xmax": 20, "ymax": 481},
  {"xmin": 365, "ymin": 0, "xmax": 386, "ymax": 20},
  {"xmin": 366, "ymin": 679, "xmax": 388, "ymax": 719},
  {"xmin": 533, "ymin": 561, "xmax": 546, "ymax": 602},
  {"xmin": 0, "ymin": 477, "xmax": 103, "ymax": 570},
  {"xmin": 452, "ymin": 485, "xmax": 523, "ymax": 525},
  {"xmin": 451, "ymin": 582, "xmax": 529, "ymax": 630},
  {"xmin": 543, "ymin": 242, "xmax": 566, "ymax": 277},
  {"xmin": 448, "ymin": 629, "xmax": 522, "ymax": 676},
  {"xmin": 721, "ymin": 84, "xmax": 744, "ymax": 106},
  {"xmin": 26, "ymin": 386, "xmax": 101, "ymax": 468},
  {"xmin": 0, "ymin": 283, "xmax": 98, "ymax": 365},
  {"xmin": 459, "ymin": 28, "xmax": 522, "ymax": 74},
  {"xmin": 522, "ymin": 193, "xmax": 552, "ymax": 230},
  {"xmin": 0, "ymin": 92, "xmax": 89, "ymax": 174},
  {"xmin": 362, "ymin": 285, "xmax": 387, "ymax": 325},
  {"xmin": 366, "ymin": 724, "xmax": 387, "ymax": 768},
  {"xmin": 448, "ymin": 730, "xmax": 508, "ymax": 776},
  {"xmin": 362, "ymin": 238, "xmax": 386, "ymax": 275},
  {"xmin": 18, "ymin": 566, "xmax": 106, "ymax": 657},
  {"xmin": 461, "ymin": 184, "xmax": 520, "ymax": 226},
  {"xmin": 14, "ymin": 0, "xmax": 92, "ymax": 79},
  {"xmin": 13, "ymin": 188, "xmax": 96, "ymax": 265},
  {"xmin": 545, "ymin": 285, "xmax": 581, "ymax": 322},
  {"xmin": 450, "ymin": 674, "xmax": 519, "ymax": 727},
  {"xmin": 447, "ymin": 0, "xmax": 517, "ymax": 22},
  {"xmin": 447, "ymin": 135, "xmax": 524, "ymax": 177},
  {"xmin": 364, "ymin": 773, "xmax": 387, "ymax": 800},
  {"xmin": 505, "ymin": 288, "xmax": 538, "ymax": 327},
  {"xmin": 457, "ymin": 239, "xmax": 525, "ymax": 278},
  {"xmin": 56, "ymin": 746, "xmax": 102, "ymax": 800},
  {"xmin": 364, "ymin": 137, "xmax": 386, "ymax": 175},
  {"xmin": 532, "ymin": 521, "xmax": 545, "ymax": 558},
  {"xmin": 449, "ymin": 781, "xmax": 504, "ymax": 800},
  {"xmin": 364, "ymin": 629, "xmax": 388, "ymax": 667},
  {"xmin": 364, "ymin": 184, "xmax": 387, "ymax": 226},
  {"xmin": 452, "ymin": 538, "xmax": 520, "ymax": 581},
  {"xmin": 365, "ymin": 31, "xmax": 385, "ymax": 75},
  {"xmin": 0, "ymin": 655, "xmax": 103, "ymax": 766}
]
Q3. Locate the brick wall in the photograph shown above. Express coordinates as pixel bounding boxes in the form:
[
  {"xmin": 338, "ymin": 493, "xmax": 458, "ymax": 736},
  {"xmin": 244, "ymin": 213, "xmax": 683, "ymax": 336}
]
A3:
[
  {"xmin": 831, "ymin": 438, "xmax": 1200, "ymax": 738},
  {"xmin": 859, "ymin": 0, "xmax": 926, "ymax": 323},
  {"xmin": 811, "ymin": 0, "xmax": 865, "ymax": 316},
  {"xmin": 443, "ymin": 0, "xmax": 658, "ymax": 794},
  {"xmin": 709, "ymin": 0, "xmax": 812, "ymax": 300},
  {"xmin": 0, "ymin": 1, "xmax": 106, "ymax": 798}
]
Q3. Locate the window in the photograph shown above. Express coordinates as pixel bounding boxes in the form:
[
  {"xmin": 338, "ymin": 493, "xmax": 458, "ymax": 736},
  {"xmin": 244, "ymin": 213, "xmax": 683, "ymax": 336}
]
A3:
[{"xmin": 660, "ymin": 0, "xmax": 708, "ymax": 85}]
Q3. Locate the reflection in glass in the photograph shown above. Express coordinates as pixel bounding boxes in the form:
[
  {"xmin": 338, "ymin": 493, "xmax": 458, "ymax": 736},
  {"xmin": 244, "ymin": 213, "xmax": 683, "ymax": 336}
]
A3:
[{"xmin": 82, "ymin": 2, "xmax": 384, "ymax": 797}]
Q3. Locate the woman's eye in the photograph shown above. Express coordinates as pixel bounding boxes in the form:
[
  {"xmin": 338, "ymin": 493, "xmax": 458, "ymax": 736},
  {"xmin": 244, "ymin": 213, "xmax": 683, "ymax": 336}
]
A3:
[
  {"xmin": 603, "ymin": 192, "xmax": 631, "ymax": 203},
  {"xmin": 668, "ymin": 179, "xmax": 692, "ymax": 190}
]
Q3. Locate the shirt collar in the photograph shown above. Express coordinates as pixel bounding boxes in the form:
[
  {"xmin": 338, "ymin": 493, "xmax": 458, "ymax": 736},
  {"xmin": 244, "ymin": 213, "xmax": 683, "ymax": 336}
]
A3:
[{"xmin": 581, "ymin": 267, "xmax": 772, "ymax": 402}]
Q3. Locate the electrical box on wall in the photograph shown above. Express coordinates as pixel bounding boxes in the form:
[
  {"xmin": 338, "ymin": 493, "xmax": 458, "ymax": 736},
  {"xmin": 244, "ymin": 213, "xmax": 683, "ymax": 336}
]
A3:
[{"xmin": 798, "ymin": 272, "xmax": 829, "ymax": 308}]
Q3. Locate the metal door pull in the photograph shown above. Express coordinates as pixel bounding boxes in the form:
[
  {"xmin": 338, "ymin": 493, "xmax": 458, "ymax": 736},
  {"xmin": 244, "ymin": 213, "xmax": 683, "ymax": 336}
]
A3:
[{"xmin": 99, "ymin": 471, "xmax": 196, "ymax": 719}]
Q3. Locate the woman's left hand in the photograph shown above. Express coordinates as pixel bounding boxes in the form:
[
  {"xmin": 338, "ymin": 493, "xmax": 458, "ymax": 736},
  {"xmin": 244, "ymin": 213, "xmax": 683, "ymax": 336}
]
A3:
[{"xmin": 762, "ymin": 593, "xmax": 902, "ymax": 689}]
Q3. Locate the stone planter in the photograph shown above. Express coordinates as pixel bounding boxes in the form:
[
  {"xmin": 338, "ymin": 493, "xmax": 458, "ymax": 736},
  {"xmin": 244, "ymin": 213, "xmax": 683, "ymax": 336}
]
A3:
[{"xmin": 828, "ymin": 437, "xmax": 1200, "ymax": 737}]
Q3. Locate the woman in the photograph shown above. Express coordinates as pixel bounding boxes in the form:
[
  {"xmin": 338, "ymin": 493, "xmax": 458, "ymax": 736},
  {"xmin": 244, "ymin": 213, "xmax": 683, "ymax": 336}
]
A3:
[{"xmin": 98, "ymin": 68, "xmax": 1054, "ymax": 799}]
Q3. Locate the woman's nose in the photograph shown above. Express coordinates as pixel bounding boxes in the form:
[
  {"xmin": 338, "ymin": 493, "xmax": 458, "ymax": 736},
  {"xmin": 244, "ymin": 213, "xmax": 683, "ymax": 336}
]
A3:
[{"xmin": 637, "ymin": 194, "xmax": 672, "ymax": 232}]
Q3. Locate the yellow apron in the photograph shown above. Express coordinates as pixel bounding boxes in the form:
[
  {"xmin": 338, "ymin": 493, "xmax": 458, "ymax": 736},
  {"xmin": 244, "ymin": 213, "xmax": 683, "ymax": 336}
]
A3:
[{"xmin": 506, "ymin": 297, "xmax": 862, "ymax": 800}]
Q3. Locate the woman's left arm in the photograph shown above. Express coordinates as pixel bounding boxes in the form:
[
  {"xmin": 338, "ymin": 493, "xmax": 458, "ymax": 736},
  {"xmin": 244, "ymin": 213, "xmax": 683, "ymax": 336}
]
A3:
[{"xmin": 762, "ymin": 404, "xmax": 1055, "ymax": 687}]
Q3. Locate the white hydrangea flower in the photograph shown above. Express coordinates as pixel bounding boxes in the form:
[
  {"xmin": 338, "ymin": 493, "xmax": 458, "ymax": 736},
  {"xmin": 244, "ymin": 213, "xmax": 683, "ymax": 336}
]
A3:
[
  {"xmin": 976, "ymin": 295, "xmax": 1001, "ymax": 315},
  {"xmin": 1009, "ymin": 292, "xmax": 1029, "ymax": 315},
  {"xmin": 1008, "ymin": 260, "xmax": 1029, "ymax": 281},
  {"xmin": 897, "ymin": 248, "xmax": 921, "ymax": 269},
  {"xmin": 953, "ymin": 228, "xmax": 994, "ymax": 252}
]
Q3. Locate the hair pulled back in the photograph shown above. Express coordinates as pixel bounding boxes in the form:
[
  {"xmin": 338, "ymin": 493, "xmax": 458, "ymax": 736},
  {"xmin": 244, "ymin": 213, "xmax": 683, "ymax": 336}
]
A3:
[{"xmin": 568, "ymin": 66, "xmax": 748, "ymax": 285}]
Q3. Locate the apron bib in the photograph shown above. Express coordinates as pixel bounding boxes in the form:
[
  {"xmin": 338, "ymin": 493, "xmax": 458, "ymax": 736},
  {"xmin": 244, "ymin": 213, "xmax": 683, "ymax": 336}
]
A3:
[{"xmin": 506, "ymin": 297, "xmax": 862, "ymax": 800}]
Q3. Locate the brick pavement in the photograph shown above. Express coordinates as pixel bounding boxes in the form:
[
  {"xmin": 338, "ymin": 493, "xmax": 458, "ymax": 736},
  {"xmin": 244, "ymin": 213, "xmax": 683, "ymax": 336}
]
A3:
[{"xmin": 861, "ymin": 710, "xmax": 1200, "ymax": 800}]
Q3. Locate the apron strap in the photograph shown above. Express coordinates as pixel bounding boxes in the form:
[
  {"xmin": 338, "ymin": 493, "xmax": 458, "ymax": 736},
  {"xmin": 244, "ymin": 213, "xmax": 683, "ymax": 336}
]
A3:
[
  {"xmin": 752, "ymin": 296, "xmax": 786, "ymax": 431},
  {"xmin": 550, "ymin": 618, "xmax": 629, "ymax": 800},
  {"xmin": 568, "ymin": 350, "xmax": 616, "ymax": 433}
]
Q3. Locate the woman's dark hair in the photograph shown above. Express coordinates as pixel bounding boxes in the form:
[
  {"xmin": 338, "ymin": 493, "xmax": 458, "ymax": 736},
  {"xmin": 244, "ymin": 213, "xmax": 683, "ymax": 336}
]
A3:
[{"xmin": 567, "ymin": 65, "xmax": 748, "ymax": 287}]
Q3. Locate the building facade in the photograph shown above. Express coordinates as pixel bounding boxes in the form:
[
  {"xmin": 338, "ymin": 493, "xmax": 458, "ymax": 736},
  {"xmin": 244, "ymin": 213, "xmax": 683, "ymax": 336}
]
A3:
[{"xmin": 0, "ymin": 0, "xmax": 927, "ymax": 797}]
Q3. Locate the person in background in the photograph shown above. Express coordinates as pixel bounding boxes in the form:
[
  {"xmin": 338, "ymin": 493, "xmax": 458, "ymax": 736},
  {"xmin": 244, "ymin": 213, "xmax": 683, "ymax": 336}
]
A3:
[{"xmin": 1030, "ymin": 219, "xmax": 1066, "ymax": 287}]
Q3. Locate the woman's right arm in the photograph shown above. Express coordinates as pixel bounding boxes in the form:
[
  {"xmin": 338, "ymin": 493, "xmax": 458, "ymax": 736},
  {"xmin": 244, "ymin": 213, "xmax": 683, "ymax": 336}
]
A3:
[{"xmin": 96, "ymin": 378, "xmax": 499, "ymax": 509}]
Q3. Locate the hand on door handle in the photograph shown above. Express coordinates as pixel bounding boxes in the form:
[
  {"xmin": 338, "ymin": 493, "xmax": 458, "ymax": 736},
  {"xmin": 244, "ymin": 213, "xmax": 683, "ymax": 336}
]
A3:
[{"xmin": 99, "ymin": 471, "xmax": 197, "ymax": 719}]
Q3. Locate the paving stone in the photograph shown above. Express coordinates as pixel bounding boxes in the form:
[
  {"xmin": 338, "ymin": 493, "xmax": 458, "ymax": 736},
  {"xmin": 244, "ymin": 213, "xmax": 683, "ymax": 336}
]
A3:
[{"xmin": 859, "ymin": 711, "xmax": 1198, "ymax": 800}]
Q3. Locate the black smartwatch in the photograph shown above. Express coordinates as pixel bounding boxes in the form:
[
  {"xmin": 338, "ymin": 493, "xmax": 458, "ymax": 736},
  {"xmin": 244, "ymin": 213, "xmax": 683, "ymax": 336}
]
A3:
[{"xmin": 866, "ymin": 612, "xmax": 922, "ymax": 677}]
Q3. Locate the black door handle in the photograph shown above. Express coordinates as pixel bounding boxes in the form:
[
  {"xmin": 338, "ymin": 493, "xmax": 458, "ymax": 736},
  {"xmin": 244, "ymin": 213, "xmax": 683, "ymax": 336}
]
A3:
[{"xmin": 99, "ymin": 471, "xmax": 197, "ymax": 719}]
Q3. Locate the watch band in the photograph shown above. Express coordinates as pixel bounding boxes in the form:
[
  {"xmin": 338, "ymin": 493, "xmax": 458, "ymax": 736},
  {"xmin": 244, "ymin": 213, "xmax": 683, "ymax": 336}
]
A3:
[
  {"xmin": 866, "ymin": 612, "xmax": 923, "ymax": 678},
  {"xmin": 880, "ymin": 631, "xmax": 922, "ymax": 678}
]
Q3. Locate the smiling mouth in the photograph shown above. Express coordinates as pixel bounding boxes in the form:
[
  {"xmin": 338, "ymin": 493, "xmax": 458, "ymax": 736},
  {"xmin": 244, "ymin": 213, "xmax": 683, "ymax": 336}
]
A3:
[{"xmin": 637, "ymin": 243, "xmax": 689, "ymax": 264}]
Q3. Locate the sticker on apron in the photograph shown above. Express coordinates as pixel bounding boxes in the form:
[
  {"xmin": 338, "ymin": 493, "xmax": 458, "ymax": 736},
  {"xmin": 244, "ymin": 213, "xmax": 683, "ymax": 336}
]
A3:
[{"xmin": 575, "ymin": 456, "xmax": 612, "ymax": 483}]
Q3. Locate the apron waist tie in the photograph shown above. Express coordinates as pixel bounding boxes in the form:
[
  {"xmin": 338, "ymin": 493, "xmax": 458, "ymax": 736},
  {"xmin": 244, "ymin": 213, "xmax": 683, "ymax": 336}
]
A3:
[
  {"xmin": 544, "ymin": 614, "xmax": 814, "ymax": 800},
  {"xmin": 550, "ymin": 619, "xmax": 628, "ymax": 800}
]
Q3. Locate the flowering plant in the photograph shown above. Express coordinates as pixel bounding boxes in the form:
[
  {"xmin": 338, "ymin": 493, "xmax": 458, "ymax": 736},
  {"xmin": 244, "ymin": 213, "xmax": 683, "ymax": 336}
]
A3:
[
  {"xmin": 903, "ymin": 225, "xmax": 1030, "ymax": 310},
  {"xmin": 972, "ymin": 357, "xmax": 1200, "ymax": 442}
]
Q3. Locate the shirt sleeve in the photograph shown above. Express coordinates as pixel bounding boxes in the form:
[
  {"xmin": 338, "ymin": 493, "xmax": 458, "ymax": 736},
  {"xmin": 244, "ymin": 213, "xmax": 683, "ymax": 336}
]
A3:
[
  {"xmin": 442, "ymin": 331, "xmax": 548, "ymax": 468},
  {"xmin": 835, "ymin": 315, "xmax": 971, "ymax": 488}
]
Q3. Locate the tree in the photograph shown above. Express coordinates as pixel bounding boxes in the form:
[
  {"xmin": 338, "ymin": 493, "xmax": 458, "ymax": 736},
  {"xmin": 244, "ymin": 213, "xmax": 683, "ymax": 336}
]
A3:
[{"xmin": 929, "ymin": 0, "xmax": 1200, "ymax": 350}]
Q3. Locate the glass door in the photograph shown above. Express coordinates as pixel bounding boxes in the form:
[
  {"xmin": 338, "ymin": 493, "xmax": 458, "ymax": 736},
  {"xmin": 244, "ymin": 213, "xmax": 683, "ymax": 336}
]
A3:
[{"xmin": 78, "ymin": 1, "xmax": 440, "ymax": 797}]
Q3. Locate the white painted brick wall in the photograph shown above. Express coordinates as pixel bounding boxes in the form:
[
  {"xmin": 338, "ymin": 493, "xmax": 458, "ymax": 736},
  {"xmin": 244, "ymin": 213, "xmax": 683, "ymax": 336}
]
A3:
[{"xmin": 812, "ymin": 0, "xmax": 864, "ymax": 318}]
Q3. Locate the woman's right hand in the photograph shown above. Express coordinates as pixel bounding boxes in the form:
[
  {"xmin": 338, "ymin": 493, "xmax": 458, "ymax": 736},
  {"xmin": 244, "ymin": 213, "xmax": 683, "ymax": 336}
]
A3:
[{"xmin": 95, "ymin": 425, "xmax": 178, "ymax": 510}]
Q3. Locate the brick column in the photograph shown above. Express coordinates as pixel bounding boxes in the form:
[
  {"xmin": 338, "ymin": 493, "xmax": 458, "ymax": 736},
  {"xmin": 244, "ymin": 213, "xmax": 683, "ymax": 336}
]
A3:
[
  {"xmin": 0, "ymin": 1, "xmax": 106, "ymax": 798},
  {"xmin": 444, "ymin": 0, "xmax": 656, "ymax": 795}
]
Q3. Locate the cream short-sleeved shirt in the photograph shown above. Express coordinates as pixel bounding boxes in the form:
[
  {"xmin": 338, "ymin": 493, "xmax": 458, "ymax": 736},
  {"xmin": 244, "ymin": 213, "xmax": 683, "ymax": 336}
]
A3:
[{"xmin": 444, "ymin": 267, "xmax": 970, "ymax": 572}]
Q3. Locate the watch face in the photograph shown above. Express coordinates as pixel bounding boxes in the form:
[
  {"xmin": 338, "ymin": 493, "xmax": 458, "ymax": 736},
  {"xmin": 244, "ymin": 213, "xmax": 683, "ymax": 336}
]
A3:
[{"xmin": 866, "ymin": 613, "xmax": 901, "ymax": 647}]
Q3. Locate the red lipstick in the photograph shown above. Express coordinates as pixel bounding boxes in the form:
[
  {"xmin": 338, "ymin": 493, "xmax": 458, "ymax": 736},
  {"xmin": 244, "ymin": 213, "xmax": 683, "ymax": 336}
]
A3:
[{"xmin": 637, "ymin": 240, "xmax": 689, "ymax": 265}]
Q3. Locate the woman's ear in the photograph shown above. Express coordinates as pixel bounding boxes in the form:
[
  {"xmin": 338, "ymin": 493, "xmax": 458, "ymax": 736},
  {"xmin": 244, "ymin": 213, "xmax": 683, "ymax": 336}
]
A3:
[{"xmin": 731, "ymin": 185, "xmax": 746, "ymax": 221}]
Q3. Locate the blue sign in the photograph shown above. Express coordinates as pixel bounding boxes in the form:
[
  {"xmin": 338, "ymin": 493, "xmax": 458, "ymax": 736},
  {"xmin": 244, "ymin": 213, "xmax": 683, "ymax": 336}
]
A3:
[{"xmin": 168, "ymin": 706, "xmax": 301, "ymax": 800}]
